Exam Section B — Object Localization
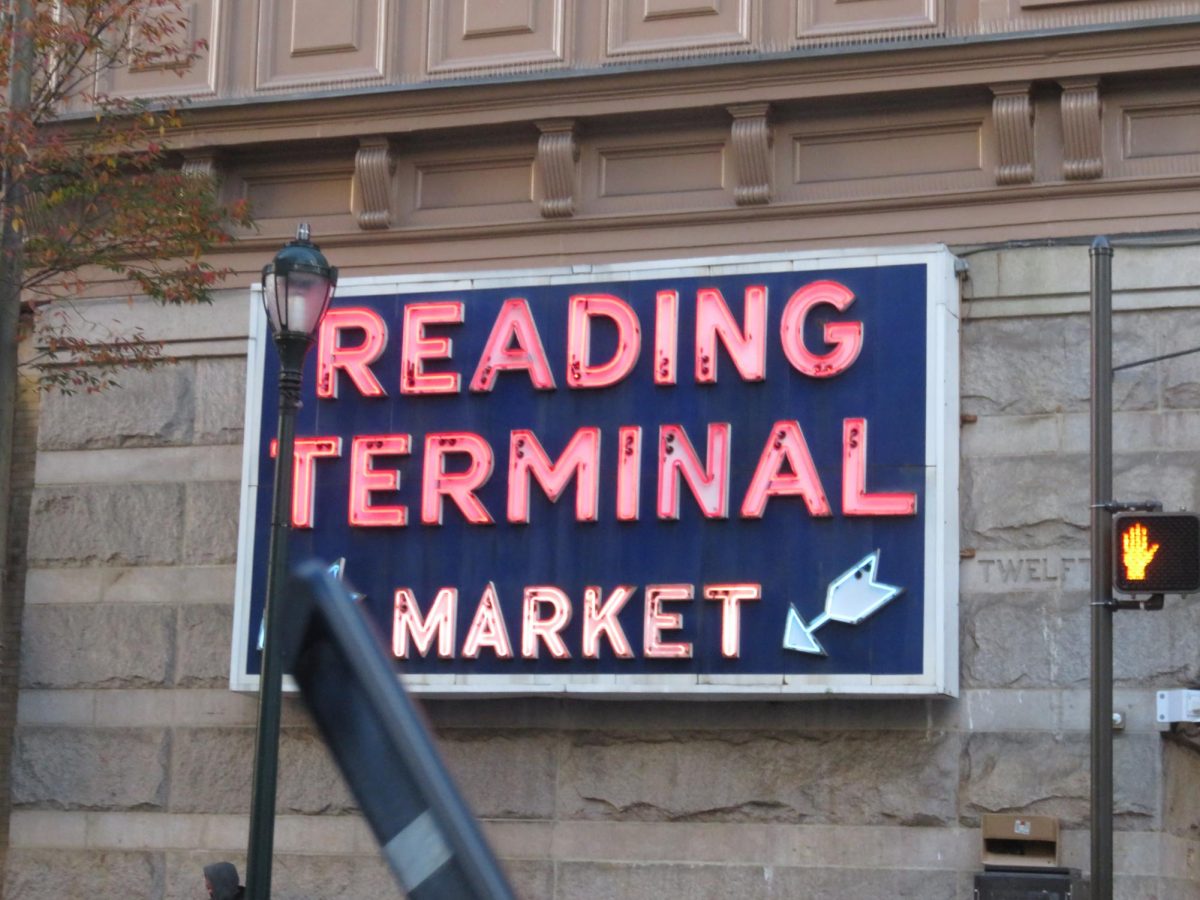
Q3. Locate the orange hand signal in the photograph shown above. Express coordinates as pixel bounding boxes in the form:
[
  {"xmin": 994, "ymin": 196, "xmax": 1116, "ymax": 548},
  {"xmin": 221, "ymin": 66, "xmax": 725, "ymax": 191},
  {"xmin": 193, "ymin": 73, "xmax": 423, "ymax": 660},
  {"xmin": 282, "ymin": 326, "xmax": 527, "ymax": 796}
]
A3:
[{"xmin": 1121, "ymin": 522, "xmax": 1160, "ymax": 581}]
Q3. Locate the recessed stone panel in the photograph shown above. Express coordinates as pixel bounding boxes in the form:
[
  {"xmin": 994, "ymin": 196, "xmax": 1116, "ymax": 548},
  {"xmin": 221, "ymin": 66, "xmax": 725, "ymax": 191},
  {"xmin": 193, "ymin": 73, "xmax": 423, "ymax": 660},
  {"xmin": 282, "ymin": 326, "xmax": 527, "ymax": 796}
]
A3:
[
  {"xmin": 584, "ymin": 136, "xmax": 729, "ymax": 214},
  {"xmin": 1124, "ymin": 103, "xmax": 1200, "ymax": 161},
  {"xmin": 781, "ymin": 109, "xmax": 989, "ymax": 201},
  {"xmin": 606, "ymin": 0, "xmax": 754, "ymax": 57},
  {"xmin": 1108, "ymin": 88, "xmax": 1200, "ymax": 182},
  {"xmin": 794, "ymin": 121, "xmax": 981, "ymax": 183},
  {"xmin": 426, "ymin": 0, "xmax": 566, "ymax": 74},
  {"xmin": 106, "ymin": 0, "xmax": 219, "ymax": 99},
  {"xmin": 256, "ymin": 0, "xmax": 386, "ymax": 89},
  {"xmin": 244, "ymin": 172, "xmax": 353, "ymax": 219},
  {"xmin": 796, "ymin": 0, "xmax": 941, "ymax": 38},
  {"xmin": 399, "ymin": 150, "xmax": 537, "ymax": 227},
  {"xmin": 463, "ymin": 0, "xmax": 535, "ymax": 37},
  {"xmin": 647, "ymin": 0, "xmax": 722, "ymax": 16},
  {"xmin": 600, "ymin": 143, "xmax": 726, "ymax": 197},
  {"xmin": 291, "ymin": 0, "xmax": 357, "ymax": 54},
  {"xmin": 415, "ymin": 159, "xmax": 534, "ymax": 210},
  {"xmin": 652, "ymin": 0, "xmax": 721, "ymax": 13},
  {"xmin": 238, "ymin": 159, "xmax": 356, "ymax": 239},
  {"xmin": 130, "ymin": 2, "xmax": 200, "ymax": 72}
]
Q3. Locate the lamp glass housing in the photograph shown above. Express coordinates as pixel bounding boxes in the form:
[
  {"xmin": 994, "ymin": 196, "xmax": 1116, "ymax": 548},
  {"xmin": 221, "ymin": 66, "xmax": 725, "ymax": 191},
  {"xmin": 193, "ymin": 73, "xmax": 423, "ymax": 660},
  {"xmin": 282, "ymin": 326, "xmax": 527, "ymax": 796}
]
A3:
[{"xmin": 261, "ymin": 227, "xmax": 338, "ymax": 339}]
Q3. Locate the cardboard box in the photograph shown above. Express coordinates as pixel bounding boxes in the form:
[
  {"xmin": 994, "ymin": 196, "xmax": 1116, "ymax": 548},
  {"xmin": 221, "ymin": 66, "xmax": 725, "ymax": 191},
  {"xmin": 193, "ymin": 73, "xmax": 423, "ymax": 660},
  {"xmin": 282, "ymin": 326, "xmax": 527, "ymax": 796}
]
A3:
[{"xmin": 981, "ymin": 814, "xmax": 1060, "ymax": 869}]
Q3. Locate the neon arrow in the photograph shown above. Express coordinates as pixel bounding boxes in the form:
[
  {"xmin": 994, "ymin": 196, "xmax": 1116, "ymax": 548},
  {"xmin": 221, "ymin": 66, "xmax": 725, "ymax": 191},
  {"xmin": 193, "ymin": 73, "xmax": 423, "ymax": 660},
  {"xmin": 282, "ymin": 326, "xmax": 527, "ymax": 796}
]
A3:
[
  {"xmin": 325, "ymin": 557, "xmax": 365, "ymax": 604},
  {"xmin": 258, "ymin": 557, "xmax": 362, "ymax": 651},
  {"xmin": 783, "ymin": 550, "xmax": 903, "ymax": 656}
]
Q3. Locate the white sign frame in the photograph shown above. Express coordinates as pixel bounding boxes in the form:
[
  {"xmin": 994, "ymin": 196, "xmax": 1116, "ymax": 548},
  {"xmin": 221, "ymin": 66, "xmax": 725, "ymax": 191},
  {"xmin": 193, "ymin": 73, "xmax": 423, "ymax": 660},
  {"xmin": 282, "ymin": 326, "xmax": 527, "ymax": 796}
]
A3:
[{"xmin": 232, "ymin": 246, "xmax": 960, "ymax": 698}]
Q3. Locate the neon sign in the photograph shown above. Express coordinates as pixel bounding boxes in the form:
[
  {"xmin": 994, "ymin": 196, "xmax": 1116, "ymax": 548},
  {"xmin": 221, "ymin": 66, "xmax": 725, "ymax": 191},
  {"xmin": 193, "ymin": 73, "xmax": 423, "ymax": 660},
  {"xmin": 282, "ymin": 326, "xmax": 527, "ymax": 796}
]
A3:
[{"xmin": 234, "ymin": 248, "xmax": 961, "ymax": 696}]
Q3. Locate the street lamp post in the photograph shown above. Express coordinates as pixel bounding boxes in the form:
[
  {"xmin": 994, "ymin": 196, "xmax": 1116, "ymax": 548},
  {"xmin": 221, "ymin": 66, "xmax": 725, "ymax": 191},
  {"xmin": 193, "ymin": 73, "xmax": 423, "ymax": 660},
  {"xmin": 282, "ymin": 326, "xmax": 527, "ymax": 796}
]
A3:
[{"xmin": 245, "ymin": 224, "xmax": 337, "ymax": 900}]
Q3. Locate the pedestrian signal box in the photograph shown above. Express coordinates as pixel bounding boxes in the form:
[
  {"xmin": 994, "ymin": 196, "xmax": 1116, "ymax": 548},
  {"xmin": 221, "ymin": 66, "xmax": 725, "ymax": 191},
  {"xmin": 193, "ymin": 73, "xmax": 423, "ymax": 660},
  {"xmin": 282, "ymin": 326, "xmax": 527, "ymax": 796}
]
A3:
[{"xmin": 1112, "ymin": 512, "xmax": 1200, "ymax": 595}]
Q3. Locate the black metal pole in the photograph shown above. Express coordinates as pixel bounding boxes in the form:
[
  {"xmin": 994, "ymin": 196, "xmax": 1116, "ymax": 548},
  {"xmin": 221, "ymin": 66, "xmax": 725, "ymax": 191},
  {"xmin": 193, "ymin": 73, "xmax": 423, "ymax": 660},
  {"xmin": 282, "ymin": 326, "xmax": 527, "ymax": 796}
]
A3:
[
  {"xmin": 0, "ymin": 0, "xmax": 35, "ymax": 599},
  {"xmin": 1089, "ymin": 236, "xmax": 1114, "ymax": 900},
  {"xmin": 245, "ymin": 334, "xmax": 309, "ymax": 900}
]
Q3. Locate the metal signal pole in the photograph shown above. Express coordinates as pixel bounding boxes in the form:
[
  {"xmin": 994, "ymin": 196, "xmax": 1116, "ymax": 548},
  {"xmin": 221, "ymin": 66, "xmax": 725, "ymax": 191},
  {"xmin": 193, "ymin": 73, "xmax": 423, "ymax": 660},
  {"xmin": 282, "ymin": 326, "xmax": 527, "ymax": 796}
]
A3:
[{"xmin": 1089, "ymin": 235, "xmax": 1114, "ymax": 900}]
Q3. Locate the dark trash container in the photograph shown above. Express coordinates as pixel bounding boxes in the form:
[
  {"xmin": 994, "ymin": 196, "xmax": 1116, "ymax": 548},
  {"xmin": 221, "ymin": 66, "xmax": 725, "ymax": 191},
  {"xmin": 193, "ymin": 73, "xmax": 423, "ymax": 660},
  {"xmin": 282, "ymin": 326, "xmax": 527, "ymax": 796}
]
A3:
[{"xmin": 974, "ymin": 868, "xmax": 1089, "ymax": 900}]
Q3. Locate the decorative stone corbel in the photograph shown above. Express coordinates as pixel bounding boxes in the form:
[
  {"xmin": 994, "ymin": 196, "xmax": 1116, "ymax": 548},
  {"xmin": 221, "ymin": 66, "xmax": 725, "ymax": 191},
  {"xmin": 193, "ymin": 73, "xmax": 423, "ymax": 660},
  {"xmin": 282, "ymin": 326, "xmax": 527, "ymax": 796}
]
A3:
[
  {"xmin": 990, "ymin": 83, "xmax": 1034, "ymax": 185},
  {"xmin": 181, "ymin": 150, "xmax": 220, "ymax": 181},
  {"xmin": 180, "ymin": 150, "xmax": 242, "ymax": 207},
  {"xmin": 728, "ymin": 103, "xmax": 772, "ymax": 206},
  {"xmin": 354, "ymin": 136, "xmax": 396, "ymax": 230},
  {"xmin": 1060, "ymin": 77, "xmax": 1102, "ymax": 181},
  {"xmin": 535, "ymin": 120, "xmax": 578, "ymax": 219}
]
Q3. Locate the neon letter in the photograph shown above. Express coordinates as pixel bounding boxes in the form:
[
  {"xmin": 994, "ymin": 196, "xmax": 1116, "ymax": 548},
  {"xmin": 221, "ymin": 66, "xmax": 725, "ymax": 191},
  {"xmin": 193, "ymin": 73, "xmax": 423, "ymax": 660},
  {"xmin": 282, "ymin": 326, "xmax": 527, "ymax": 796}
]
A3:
[
  {"xmin": 349, "ymin": 434, "xmax": 410, "ymax": 527},
  {"xmin": 462, "ymin": 582, "xmax": 513, "ymax": 659},
  {"xmin": 521, "ymin": 586, "xmax": 572, "ymax": 659},
  {"xmin": 470, "ymin": 298, "xmax": 556, "ymax": 392},
  {"xmin": 842, "ymin": 418, "xmax": 917, "ymax": 516},
  {"xmin": 582, "ymin": 586, "xmax": 635, "ymax": 659},
  {"xmin": 695, "ymin": 285, "xmax": 767, "ymax": 383},
  {"xmin": 704, "ymin": 584, "xmax": 761, "ymax": 659},
  {"xmin": 616, "ymin": 426, "xmax": 642, "ymax": 521},
  {"xmin": 422, "ymin": 432, "xmax": 495, "ymax": 525},
  {"xmin": 780, "ymin": 280, "xmax": 863, "ymax": 378},
  {"xmin": 566, "ymin": 294, "xmax": 641, "ymax": 389},
  {"xmin": 316, "ymin": 307, "xmax": 387, "ymax": 399},
  {"xmin": 741, "ymin": 420, "xmax": 831, "ymax": 517},
  {"xmin": 654, "ymin": 290, "xmax": 678, "ymax": 386},
  {"xmin": 393, "ymin": 587, "xmax": 456, "ymax": 658},
  {"xmin": 644, "ymin": 584, "xmax": 693, "ymax": 658},
  {"xmin": 657, "ymin": 423, "xmax": 731, "ymax": 519},
  {"xmin": 290, "ymin": 437, "xmax": 342, "ymax": 529},
  {"xmin": 401, "ymin": 301, "xmax": 463, "ymax": 395},
  {"xmin": 508, "ymin": 428, "xmax": 600, "ymax": 523},
  {"xmin": 270, "ymin": 436, "xmax": 342, "ymax": 529}
]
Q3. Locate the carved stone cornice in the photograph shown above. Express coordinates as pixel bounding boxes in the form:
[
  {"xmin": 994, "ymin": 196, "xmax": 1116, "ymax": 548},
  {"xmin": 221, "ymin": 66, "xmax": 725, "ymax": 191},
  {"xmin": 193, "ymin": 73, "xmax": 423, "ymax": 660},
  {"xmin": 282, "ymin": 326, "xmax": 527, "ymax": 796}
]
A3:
[
  {"xmin": 354, "ymin": 136, "xmax": 396, "ymax": 230},
  {"xmin": 535, "ymin": 119, "xmax": 579, "ymax": 218},
  {"xmin": 728, "ymin": 102, "xmax": 772, "ymax": 206},
  {"xmin": 89, "ymin": 170, "xmax": 1200, "ymax": 271},
  {"xmin": 159, "ymin": 21, "xmax": 1200, "ymax": 154},
  {"xmin": 990, "ymin": 82, "xmax": 1034, "ymax": 185},
  {"xmin": 1060, "ymin": 77, "xmax": 1102, "ymax": 181}
]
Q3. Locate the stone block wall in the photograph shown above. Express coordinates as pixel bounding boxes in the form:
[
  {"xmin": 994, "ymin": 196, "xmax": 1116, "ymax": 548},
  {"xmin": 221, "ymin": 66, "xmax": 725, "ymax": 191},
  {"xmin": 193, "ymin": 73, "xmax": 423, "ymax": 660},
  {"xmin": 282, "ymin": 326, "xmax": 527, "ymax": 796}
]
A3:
[{"xmin": 3, "ymin": 245, "xmax": 1200, "ymax": 899}]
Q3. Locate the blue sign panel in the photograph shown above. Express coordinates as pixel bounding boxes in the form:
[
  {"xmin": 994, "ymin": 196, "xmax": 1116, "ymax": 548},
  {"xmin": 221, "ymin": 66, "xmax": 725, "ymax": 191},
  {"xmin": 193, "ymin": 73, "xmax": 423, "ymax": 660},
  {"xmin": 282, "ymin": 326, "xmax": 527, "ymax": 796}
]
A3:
[{"xmin": 234, "ymin": 249, "xmax": 959, "ymax": 697}]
